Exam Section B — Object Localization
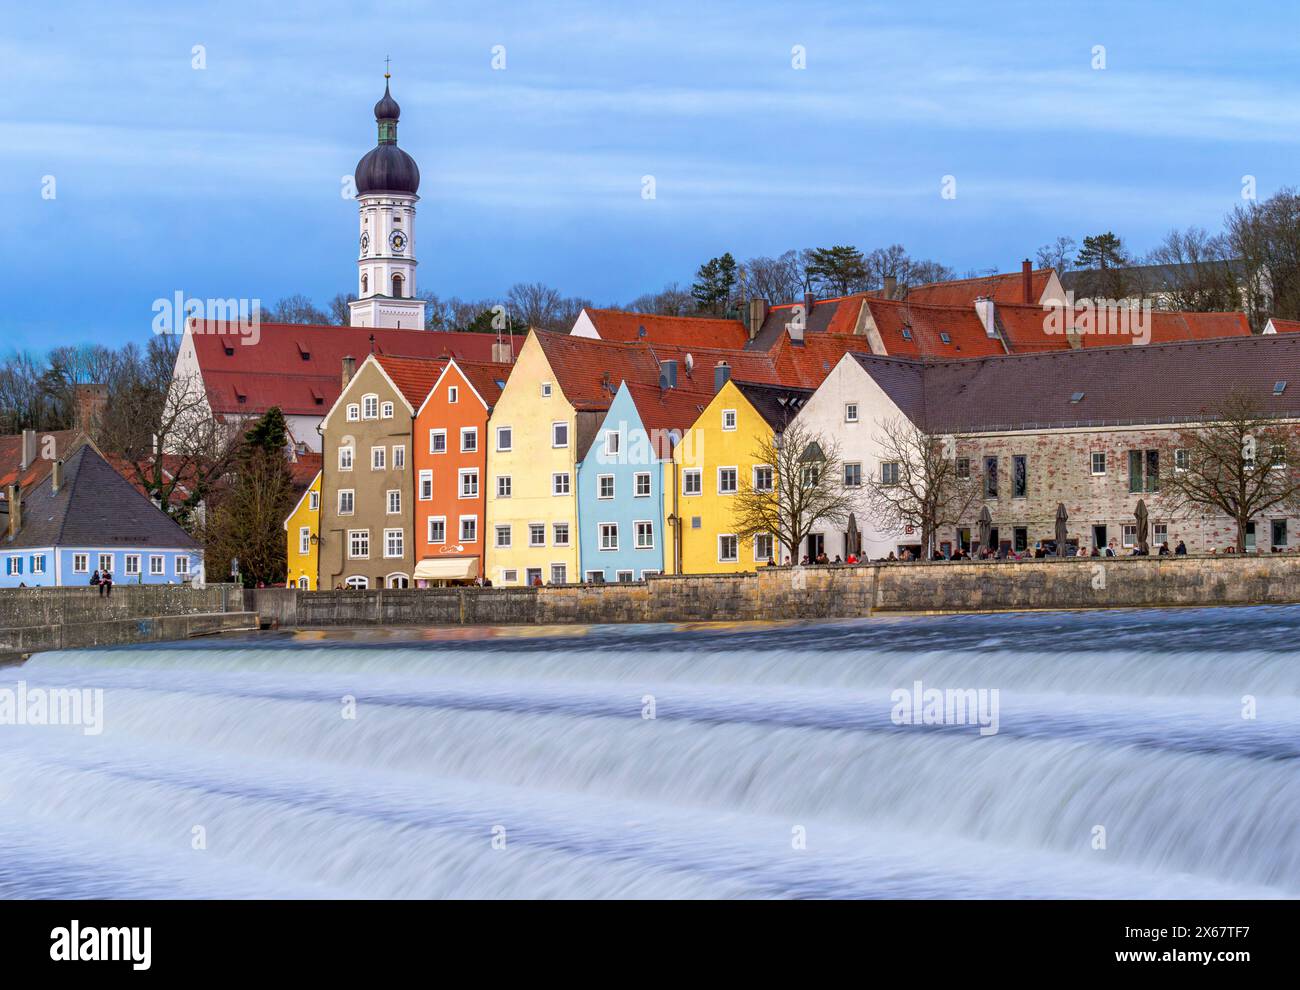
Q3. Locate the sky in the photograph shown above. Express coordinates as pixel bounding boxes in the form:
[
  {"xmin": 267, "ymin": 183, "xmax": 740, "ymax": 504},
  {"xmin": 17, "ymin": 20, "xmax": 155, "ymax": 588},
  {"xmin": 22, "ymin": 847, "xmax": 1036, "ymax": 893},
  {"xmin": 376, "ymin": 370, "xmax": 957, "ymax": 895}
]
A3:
[{"xmin": 3, "ymin": 0, "xmax": 1299, "ymax": 350}]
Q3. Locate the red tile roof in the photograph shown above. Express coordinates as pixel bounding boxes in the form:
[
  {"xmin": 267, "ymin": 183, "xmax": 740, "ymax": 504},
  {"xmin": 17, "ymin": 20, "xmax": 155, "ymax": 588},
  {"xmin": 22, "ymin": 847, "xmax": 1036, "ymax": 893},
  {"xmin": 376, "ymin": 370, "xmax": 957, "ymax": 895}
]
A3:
[
  {"xmin": 763, "ymin": 295, "xmax": 864, "ymax": 336},
  {"xmin": 452, "ymin": 360, "xmax": 513, "ymax": 409},
  {"xmin": 0, "ymin": 430, "xmax": 83, "ymax": 493},
  {"xmin": 864, "ymin": 298, "xmax": 1008, "ymax": 359},
  {"xmin": 993, "ymin": 303, "xmax": 1251, "ymax": 352},
  {"xmin": 188, "ymin": 320, "xmax": 523, "ymax": 417},
  {"xmin": 580, "ymin": 308, "xmax": 750, "ymax": 349},
  {"xmin": 1270, "ymin": 319, "xmax": 1300, "ymax": 334},
  {"xmin": 372, "ymin": 354, "xmax": 449, "ymax": 409},
  {"xmin": 897, "ymin": 268, "xmax": 1055, "ymax": 307}
]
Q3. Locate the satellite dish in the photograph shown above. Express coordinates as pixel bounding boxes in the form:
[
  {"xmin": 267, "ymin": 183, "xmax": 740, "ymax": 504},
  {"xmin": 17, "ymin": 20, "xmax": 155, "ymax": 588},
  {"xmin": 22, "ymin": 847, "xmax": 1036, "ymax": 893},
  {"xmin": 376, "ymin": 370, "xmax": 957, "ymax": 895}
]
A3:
[{"xmin": 684, "ymin": 353, "xmax": 694, "ymax": 374}]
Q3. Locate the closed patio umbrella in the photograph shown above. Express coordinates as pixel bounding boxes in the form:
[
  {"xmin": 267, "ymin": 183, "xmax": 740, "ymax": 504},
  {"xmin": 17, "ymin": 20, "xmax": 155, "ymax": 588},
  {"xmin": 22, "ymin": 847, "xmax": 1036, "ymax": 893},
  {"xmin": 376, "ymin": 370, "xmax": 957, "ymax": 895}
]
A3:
[
  {"xmin": 1135, "ymin": 499, "xmax": 1150, "ymax": 553},
  {"xmin": 1055, "ymin": 503, "xmax": 1069, "ymax": 556},
  {"xmin": 977, "ymin": 506, "xmax": 992, "ymax": 553},
  {"xmin": 846, "ymin": 513, "xmax": 859, "ymax": 558}
]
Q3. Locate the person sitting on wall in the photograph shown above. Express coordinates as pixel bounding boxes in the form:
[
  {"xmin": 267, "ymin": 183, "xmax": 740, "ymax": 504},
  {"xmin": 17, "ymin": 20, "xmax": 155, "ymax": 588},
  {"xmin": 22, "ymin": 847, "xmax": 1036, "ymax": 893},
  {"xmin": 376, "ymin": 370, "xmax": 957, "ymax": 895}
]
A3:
[
  {"xmin": 90, "ymin": 569, "xmax": 101, "ymax": 589},
  {"xmin": 783, "ymin": 557, "xmax": 792, "ymax": 566},
  {"xmin": 1159, "ymin": 542, "xmax": 1171, "ymax": 555},
  {"xmin": 102, "ymin": 571, "xmax": 113, "ymax": 596},
  {"xmin": 832, "ymin": 555, "xmax": 843, "ymax": 565},
  {"xmin": 1175, "ymin": 538, "xmax": 1188, "ymax": 555},
  {"xmin": 886, "ymin": 551, "xmax": 897, "ymax": 562},
  {"xmin": 1105, "ymin": 541, "xmax": 1117, "ymax": 557},
  {"xmin": 845, "ymin": 552, "xmax": 859, "ymax": 564}
]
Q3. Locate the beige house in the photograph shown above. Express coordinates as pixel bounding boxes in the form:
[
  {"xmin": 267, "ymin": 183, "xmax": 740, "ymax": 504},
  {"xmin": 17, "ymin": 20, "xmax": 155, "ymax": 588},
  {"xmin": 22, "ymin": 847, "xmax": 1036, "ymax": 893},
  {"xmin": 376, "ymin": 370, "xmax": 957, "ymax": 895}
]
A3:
[{"xmin": 319, "ymin": 353, "xmax": 445, "ymax": 589}]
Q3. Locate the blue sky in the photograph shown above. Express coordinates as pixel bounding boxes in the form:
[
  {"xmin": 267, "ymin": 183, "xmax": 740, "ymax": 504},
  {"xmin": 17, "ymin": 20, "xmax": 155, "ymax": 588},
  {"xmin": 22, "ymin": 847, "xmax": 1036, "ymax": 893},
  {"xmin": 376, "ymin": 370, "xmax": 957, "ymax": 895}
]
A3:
[{"xmin": 3, "ymin": 0, "xmax": 1299, "ymax": 350}]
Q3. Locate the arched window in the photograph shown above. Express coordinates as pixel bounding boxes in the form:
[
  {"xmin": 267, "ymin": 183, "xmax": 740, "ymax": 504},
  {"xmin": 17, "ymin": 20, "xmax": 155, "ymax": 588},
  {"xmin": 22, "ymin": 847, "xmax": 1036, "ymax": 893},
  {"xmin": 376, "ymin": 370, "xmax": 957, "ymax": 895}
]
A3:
[
  {"xmin": 362, "ymin": 394, "xmax": 379, "ymax": 419},
  {"xmin": 345, "ymin": 576, "xmax": 369, "ymax": 589},
  {"xmin": 361, "ymin": 273, "xmax": 369, "ymax": 294},
  {"xmin": 297, "ymin": 576, "xmax": 309, "ymax": 590},
  {"xmin": 392, "ymin": 274, "xmax": 403, "ymax": 298}
]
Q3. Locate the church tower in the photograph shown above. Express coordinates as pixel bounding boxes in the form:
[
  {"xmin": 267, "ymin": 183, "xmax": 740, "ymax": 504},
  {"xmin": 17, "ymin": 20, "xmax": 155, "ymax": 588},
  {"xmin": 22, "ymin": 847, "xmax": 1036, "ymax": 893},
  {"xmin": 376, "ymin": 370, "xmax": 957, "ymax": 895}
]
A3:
[{"xmin": 348, "ymin": 72, "xmax": 427, "ymax": 329}]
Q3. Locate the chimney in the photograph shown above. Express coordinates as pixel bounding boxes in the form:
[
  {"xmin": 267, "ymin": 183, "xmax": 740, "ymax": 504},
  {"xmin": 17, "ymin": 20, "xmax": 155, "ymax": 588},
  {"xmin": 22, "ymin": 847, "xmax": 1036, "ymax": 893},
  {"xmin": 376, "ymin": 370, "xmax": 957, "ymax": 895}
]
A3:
[
  {"xmin": 883, "ymin": 276, "xmax": 897, "ymax": 301},
  {"xmin": 659, "ymin": 359, "xmax": 678, "ymax": 391},
  {"xmin": 6, "ymin": 484, "xmax": 20, "ymax": 539},
  {"xmin": 1022, "ymin": 258, "xmax": 1033, "ymax": 305},
  {"xmin": 73, "ymin": 383, "xmax": 108, "ymax": 435},
  {"xmin": 747, "ymin": 297, "xmax": 768, "ymax": 340},
  {"xmin": 491, "ymin": 339, "xmax": 514, "ymax": 364},
  {"xmin": 19, "ymin": 429, "xmax": 37, "ymax": 471},
  {"xmin": 341, "ymin": 355, "xmax": 356, "ymax": 388},
  {"xmin": 714, "ymin": 361, "xmax": 731, "ymax": 393},
  {"xmin": 974, "ymin": 297, "xmax": 998, "ymax": 338},
  {"xmin": 51, "ymin": 459, "xmax": 64, "ymax": 494}
]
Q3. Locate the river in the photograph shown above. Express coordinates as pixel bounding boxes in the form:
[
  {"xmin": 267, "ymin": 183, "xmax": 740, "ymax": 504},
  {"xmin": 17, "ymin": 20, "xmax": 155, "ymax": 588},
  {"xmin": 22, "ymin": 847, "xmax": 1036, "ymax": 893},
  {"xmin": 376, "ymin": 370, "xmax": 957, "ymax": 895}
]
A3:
[{"xmin": 1, "ymin": 605, "xmax": 1296, "ymax": 898}]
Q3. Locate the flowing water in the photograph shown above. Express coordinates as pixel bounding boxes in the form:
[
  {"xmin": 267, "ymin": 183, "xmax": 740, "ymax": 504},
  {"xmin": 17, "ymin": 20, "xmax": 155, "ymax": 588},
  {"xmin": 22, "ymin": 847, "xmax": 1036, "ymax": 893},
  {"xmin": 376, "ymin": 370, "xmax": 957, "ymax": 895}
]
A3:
[{"xmin": 1, "ymin": 606, "xmax": 1297, "ymax": 899}]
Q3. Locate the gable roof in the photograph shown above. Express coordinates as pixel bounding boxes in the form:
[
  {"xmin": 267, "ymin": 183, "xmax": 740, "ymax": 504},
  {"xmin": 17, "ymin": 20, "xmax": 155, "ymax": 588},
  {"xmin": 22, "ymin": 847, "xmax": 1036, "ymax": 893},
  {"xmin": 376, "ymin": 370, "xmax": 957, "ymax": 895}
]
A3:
[
  {"xmin": 5, "ymin": 444, "xmax": 200, "ymax": 551},
  {"xmin": 992, "ymin": 303, "xmax": 1252, "ymax": 353},
  {"xmin": 852, "ymin": 334, "xmax": 1300, "ymax": 434},
  {"xmin": 895, "ymin": 268, "xmax": 1055, "ymax": 307},
  {"xmin": 579, "ymin": 308, "xmax": 750, "ymax": 349},
  {"xmin": 186, "ymin": 319, "xmax": 523, "ymax": 418},
  {"xmin": 748, "ymin": 295, "xmax": 865, "ymax": 349},
  {"xmin": 732, "ymin": 381, "xmax": 815, "ymax": 431},
  {"xmin": 863, "ymin": 297, "xmax": 1007, "ymax": 359},
  {"xmin": 372, "ymin": 354, "xmax": 449, "ymax": 410},
  {"xmin": 0, "ymin": 429, "xmax": 83, "ymax": 493}
]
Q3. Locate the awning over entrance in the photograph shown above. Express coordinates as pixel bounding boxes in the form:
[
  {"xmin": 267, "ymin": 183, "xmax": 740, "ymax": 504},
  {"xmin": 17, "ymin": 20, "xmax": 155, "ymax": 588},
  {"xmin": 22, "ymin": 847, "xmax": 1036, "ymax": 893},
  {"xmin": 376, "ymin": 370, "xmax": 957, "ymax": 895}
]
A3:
[{"xmin": 413, "ymin": 556, "xmax": 479, "ymax": 581}]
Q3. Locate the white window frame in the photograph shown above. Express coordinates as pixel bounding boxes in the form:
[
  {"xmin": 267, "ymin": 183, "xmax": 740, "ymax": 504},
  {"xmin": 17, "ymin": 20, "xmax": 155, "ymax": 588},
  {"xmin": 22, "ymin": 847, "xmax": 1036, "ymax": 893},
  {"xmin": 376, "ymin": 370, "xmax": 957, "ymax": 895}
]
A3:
[
  {"xmin": 298, "ymin": 528, "xmax": 310, "ymax": 555},
  {"xmin": 529, "ymin": 522, "xmax": 547, "ymax": 548},
  {"xmin": 597, "ymin": 474, "xmax": 615, "ymax": 500},
  {"xmin": 634, "ymin": 471, "xmax": 652, "ymax": 498},
  {"xmin": 754, "ymin": 533, "xmax": 774, "ymax": 562},
  {"xmin": 722, "ymin": 409, "xmax": 737, "ymax": 432},
  {"xmin": 541, "ymin": 382, "xmax": 553, "ymax": 398},
  {"xmin": 429, "ymin": 429, "xmax": 447, "ymax": 455},
  {"xmin": 550, "ymin": 563, "xmax": 567, "ymax": 585},
  {"xmin": 99, "ymin": 553, "xmax": 113, "ymax": 573},
  {"xmin": 845, "ymin": 402, "xmax": 859, "ymax": 423},
  {"xmin": 682, "ymin": 468, "xmax": 702, "ymax": 496},
  {"xmin": 362, "ymin": 394, "xmax": 379, "ymax": 420},
  {"xmin": 346, "ymin": 403, "xmax": 360, "ymax": 422},
  {"xmin": 1091, "ymin": 451, "xmax": 1107, "ymax": 476},
  {"xmin": 495, "ymin": 524, "xmax": 512, "ymax": 549},
  {"xmin": 496, "ymin": 426, "xmax": 513, "ymax": 452},
  {"xmin": 381, "ymin": 401, "xmax": 394, "ymax": 419},
  {"xmin": 73, "ymin": 553, "xmax": 88, "ymax": 573},
  {"xmin": 448, "ymin": 386, "xmax": 459, "ymax": 404},
  {"xmin": 496, "ymin": 475, "xmax": 512, "ymax": 498},
  {"xmin": 428, "ymin": 516, "xmax": 447, "ymax": 544},
  {"xmin": 552, "ymin": 421, "xmax": 569, "ymax": 448},
  {"xmin": 635, "ymin": 520, "xmax": 654, "ymax": 549},
  {"xmin": 460, "ymin": 427, "xmax": 478, "ymax": 453},
  {"xmin": 718, "ymin": 534, "xmax": 739, "ymax": 563},
  {"xmin": 418, "ymin": 470, "xmax": 433, "ymax": 501},
  {"xmin": 552, "ymin": 522, "xmax": 571, "ymax": 547},
  {"xmin": 459, "ymin": 515, "xmax": 478, "ymax": 543},
  {"xmin": 309, "ymin": 491, "xmax": 319, "ymax": 511},
  {"xmin": 552, "ymin": 472, "xmax": 570, "ymax": 496},
  {"xmin": 459, "ymin": 468, "xmax": 479, "ymax": 498},
  {"xmin": 387, "ymin": 490, "xmax": 401, "ymax": 515},
  {"xmin": 371, "ymin": 446, "xmax": 386, "ymax": 471},
  {"xmin": 605, "ymin": 430, "xmax": 621, "ymax": 456},
  {"xmin": 717, "ymin": 466, "xmax": 738, "ymax": 495},
  {"xmin": 123, "ymin": 554, "xmax": 140, "ymax": 576},
  {"xmin": 599, "ymin": 523, "xmax": 619, "ymax": 551},
  {"xmin": 338, "ymin": 446, "xmax": 354, "ymax": 471},
  {"xmin": 31, "ymin": 555, "xmax": 47, "ymax": 575},
  {"xmin": 175, "ymin": 555, "xmax": 189, "ymax": 575},
  {"xmin": 338, "ymin": 489, "xmax": 355, "ymax": 515},
  {"xmin": 348, "ymin": 529, "xmax": 370, "ymax": 559},
  {"xmin": 752, "ymin": 464, "xmax": 774, "ymax": 492},
  {"xmin": 383, "ymin": 528, "xmax": 404, "ymax": 559},
  {"xmin": 843, "ymin": 462, "xmax": 862, "ymax": 488},
  {"xmin": 392, "ymin": 445, "xmax": 405, "ymax": 470}
]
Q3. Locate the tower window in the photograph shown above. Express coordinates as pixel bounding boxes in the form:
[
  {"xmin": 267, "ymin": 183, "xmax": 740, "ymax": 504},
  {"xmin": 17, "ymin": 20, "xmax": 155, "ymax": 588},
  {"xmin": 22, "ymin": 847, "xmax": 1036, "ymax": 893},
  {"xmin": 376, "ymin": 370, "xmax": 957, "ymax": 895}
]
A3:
[
  {"xmin": 361, "ymin": 274, "xmax": 369, "ymax": 293},
  {"xmin": 392, "ymin": 275, "xmax": 403, "ymax": 298}
]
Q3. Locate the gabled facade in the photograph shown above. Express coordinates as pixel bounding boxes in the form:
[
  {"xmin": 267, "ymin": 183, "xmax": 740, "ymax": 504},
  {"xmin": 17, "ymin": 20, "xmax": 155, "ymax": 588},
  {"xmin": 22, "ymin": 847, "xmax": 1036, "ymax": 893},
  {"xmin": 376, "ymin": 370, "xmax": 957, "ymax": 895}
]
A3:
[
  {"xmin": 413, "ymin": 358, "xmax": 509, "ymax": 585},
  {"xmin": 283, "ymin": 471, "xmax": 321, "ymax": 589},
  {"xmin": 577, "ymin": 382, "xmax": 707, "ymax": 582},
  {"xmin": 674, "ymin": 378, "xmax": 811, "ymax": 574},
  {"xmin": 2, "ymin": 443, "xmax": 203, "ymax": 588},
  {"xmin": 318, "ymin": 353, "xmax": 443, "ymax": 589}
]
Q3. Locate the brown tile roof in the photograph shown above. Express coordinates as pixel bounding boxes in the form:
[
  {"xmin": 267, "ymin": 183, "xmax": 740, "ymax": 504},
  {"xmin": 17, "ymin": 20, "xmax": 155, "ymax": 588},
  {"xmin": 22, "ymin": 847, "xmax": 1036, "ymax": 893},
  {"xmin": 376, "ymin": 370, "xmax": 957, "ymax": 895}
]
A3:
[
  {"xmin": 854, "ymin": 334, "xmax": 1300, "ymax": 433},
  {"xmin": 580, "ymin": 308, "xmax": 750, "ymax": 349},
  {"xmin": 993, "ymin": 303, "xmax": 1251, "ymax": 353},
  {"xmin": 373, "ymin": 354, "xmax": 449, "ymax": 409},
  {"xmin": 452, "ymin": 360, "xmax": 513, "ymax": 409},
  {"xmin": 896, "ymin": 268, "xmax": 1054, "ymax": 307},
  {"xmin": 864, "ymin": 297, "xmax": 1008, "ymax": 359},
  {"xmin": 0, "ymin": 430, "xmax": 83, "ymax": 492},
  {"xmin": 1269, "ymin": 319, "xmax": 1300, "ymax": 334}
]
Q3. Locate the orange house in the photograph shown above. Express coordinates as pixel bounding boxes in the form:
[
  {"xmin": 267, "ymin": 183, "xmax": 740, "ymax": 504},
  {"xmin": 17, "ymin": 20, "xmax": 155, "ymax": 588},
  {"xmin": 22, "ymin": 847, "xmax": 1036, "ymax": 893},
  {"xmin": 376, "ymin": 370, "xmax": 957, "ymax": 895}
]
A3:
[{"xmin": 412, "ymin": 358, "xmax": 510, "ymax": 585}]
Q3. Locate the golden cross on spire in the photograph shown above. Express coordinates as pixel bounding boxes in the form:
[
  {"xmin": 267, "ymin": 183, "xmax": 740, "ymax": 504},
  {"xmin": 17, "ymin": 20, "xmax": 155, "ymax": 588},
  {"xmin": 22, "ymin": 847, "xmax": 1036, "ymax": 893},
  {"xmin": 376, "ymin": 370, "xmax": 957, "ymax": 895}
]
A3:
[{"xmin": 384, "ymin": 55, "xmax": 392, "ymax": 79}]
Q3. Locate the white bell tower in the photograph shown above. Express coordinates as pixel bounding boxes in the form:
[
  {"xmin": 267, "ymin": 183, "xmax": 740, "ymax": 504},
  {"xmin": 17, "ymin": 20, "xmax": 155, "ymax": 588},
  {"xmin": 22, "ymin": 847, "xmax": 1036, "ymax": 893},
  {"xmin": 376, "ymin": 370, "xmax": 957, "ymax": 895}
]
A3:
[{"xmin": 348, "ymin": 71, "xmax": 427, "ymax": 330}]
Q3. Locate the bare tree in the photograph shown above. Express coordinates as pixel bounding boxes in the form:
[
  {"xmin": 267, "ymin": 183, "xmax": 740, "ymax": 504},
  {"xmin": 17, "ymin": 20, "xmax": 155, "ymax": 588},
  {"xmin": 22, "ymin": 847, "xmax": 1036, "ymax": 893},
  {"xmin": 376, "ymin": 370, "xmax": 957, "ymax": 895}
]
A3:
[
  {"xmin": 863, "ymin": 417, "xmax": 982, "ymax": 555},
  {"xmin": 1145, "ymin": 227, "xmax": 1241, "ymax": 311},
  {"xmin": 328, "ymin": 292, "xmax": 357, "ymax": 325},
  {"xmin": 742, "ymin": 251, "xmax": 806, "ymax": 303},
  {"xmin": 1158, "ymin": 392, "xmax": 1300, "ymax": 552},
  {"xmin": 1036, "ymin": 236, "xmax": 1078, "ymax": 274},
  {"xmin": 864, "ymin": 245, "xmax": 953, "ymax": 292},
  {"xmin": 264, "ymin": 294, "xmax": 330, "ymax": 325},
  {"xmin": 506, "ymin": 282, "xmax": 563, "ymax": 330},
  {"xmin": 627, "ymin": 283, "xmax": 695, "ymax": 316},
  {"xmin": 1226, "ymin": 188, "xmax": 1300, "ymax": 332},
  {"xmin": 730, "ymin": 420, "xmax": 859, "ymax": 563}
]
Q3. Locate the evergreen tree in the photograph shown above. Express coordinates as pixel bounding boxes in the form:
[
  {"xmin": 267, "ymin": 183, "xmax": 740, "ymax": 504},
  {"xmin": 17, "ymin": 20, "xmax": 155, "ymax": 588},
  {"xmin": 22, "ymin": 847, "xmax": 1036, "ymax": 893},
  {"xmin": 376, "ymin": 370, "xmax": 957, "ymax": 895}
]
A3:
[
  {"xmin": 805, "ymin": 245, "xmax": 867, "ymax": 296},
  {"xmin": 691, "ymin": 253, "xmax": 738, "ymax": 314}
]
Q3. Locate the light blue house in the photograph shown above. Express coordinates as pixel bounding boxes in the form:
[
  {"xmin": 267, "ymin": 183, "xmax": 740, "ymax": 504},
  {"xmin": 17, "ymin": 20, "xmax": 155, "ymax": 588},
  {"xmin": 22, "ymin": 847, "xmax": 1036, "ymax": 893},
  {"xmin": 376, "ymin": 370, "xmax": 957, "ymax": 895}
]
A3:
[
  {"xmin": 577, "ymin": 377, "xmax": 706, "ymax": 582},
  {"xmin": 1, "ymin": 442, "xmax": 203, "ymax": 588}
]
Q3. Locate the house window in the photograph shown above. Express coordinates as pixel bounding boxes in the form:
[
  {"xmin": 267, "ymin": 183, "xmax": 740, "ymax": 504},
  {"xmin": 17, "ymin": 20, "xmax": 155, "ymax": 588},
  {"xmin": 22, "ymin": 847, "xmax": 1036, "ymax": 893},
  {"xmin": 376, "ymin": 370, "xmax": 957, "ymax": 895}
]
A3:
[
  {"xmin": 99, "ymin": 554, "xmax": 113, "ymax": 573},
  {"xmin": 984, "ymin": 456, "xmax": 998, "ymax": 498},
  {"xmin": 299, "ymin": 528, "xmax": 311, "ymax": 555},
  {"xmin": 586, "ymin": 570, "xmax": 605, "ymax": 583},
  {"xmin": 598, "ymin": 475, "xmax": 615, "ymax": 499},
  {"xmin": 460, "ymin": 469, "xmax": 479, "ymax": 498},
  {"xmin": 501, "ymin": 569, "xmax": 518, "ymax": 585},
  {"xmin": 635, "ymin": 520, "xmax": 654, "ymax": 549},
  {"xmin": 309, "ymin": 491, "xmax": 319, "ymax": 511},
  {"xmin": 956, "ymin": 457, "xmax": 970, "ymax": 480},
  {"xmin": 387, "ymin": 490, "xmax": 401, "ymax": 515},
  {"xmin": 6, "ymin": 557, "xmax": 20, "ymax": 576},
  {"xmin": 338, "ymin": 490, "xmax": 355, "ymax": 515},
  {"xmin": 460, "ymin": 428, "xmax": 478, "ymax": 453},
  {"xmin": 599, "ymin": 523, "xmax": 619, "ymax": 551},
  {"xmin": 418, "ymin": 471, "xmax": 433, "ymax": 500},
  {"xmin": 1128, "ymin": 450, "xmax": 1160, "ymax": 493},
  {"xmin": 496, "ymin": 427, "xmax": 512, "ymax": 452},
  {"xmin": 801, "ymin": 464, "xmax": 821, "ymax": 488},
  {"xmin": 634, "ymin": 472, "xmax": 652, "ymax": 497},
  {"xmin": 125, "ymin": 555, "xmax": 141, "ymax": 576},
  {"xmin": 349, "ymin": 530, "xmax": 370, "ymax": 559},
  {"xmin": 429, "ymin": 429, "xmax": 447, "ymax": 454},
  {"xmin": 381, "ymin": 402, "xmax": 394, "ymax": 419},
  {"xmin": 1091, "ymin": 452, "xmax": 1107, "ymax": 475},
  {"xmin": 552, "ymin": 422, "xmax": 569, "ymax": 448},
  {"xmin": 495, "ymin": 525, "xmax": 512, "ymax": 549},
  {"xmin": 362, "ymin": 394, "xmax": 378, "ymax": 419},
  {"xmin": 553, "ymin": 522, "xmax": 570, "ymax": 546},
  {"xmin": 371, "ymin": 446, "xmax": 386, "ymax": 470},
  {"xmin": 881, "ymin": 461, "xmax": 901, "ymax": 486},
  {"xmin": 448, "ymin": 386, "xmax": 458, "ymax": 404},
  {"xmin": 1272, "ymin": 518, "xmax": 1288, "ymax": 548},
  {"xmin": 550, "ymin": 563, "xmax": 567, "ymax": 585},
  {"xmin": 722, "ymin": 409, "xmax": 737, "ymax": 431},
  {"xmin": 753, "ymin": 465, "xmax": 774, "ymax": 492},
  {"xmin": 718, "ymin": 467, "xmax": 738, "ymax": 495},
  {"xmin": 683, "ymin": 469, "xmax": 702, "ymax": 496},
  {"xmin": 1013, "ymin": 455, "xmax": 1027, "ymax": 498},
  {"xmin": 73, "ymin": 554, "xmax": 88, "ymax": 573},
  {"xmin": 1122, "ymin": 525, "xmax": 1137, "ymax": 548},
  {"xmin": 844, "ymin": 462, "xmax": 862, "ymax": 488},
  {"xmin": 298, "ymin": 576, "xmax": 309, "ymax": 590},
  {"xmin": 30, "ymin": 555, "xmax": 47, "ymax": 575},
  {"xmin": 610, "ymin": 570, "xmax": 631, "ymax": 583},
  {"xmin": 529, "ymin": 523, "xmax": 546, "ymax": 547},
  {"xmin": 175, "ymin": 556, "xmax": 189, "ymax": 575},
  {"xmin": 459, "ymin": 516, "xmax": 478, "ymax": 542},
  {"xmin": 606, "ymin": 430, "xmax": 621, "ymax": 456},
  {"xmin": 1154, "ymin": 523, "xmax": 1169, "ymax": 547},
  {"xmin": 1175, "ymin": 448, "xmax": 1190, "ymax": 472},
  {"xmin": 754, "ymin": 533, "xmax": 774, "ymax": 563},
  {"xmin": 496, "ymin": 475, "xmax": 512, "ymax": 498},
  {"xmin": 1014, "ymin": 527, "xmax": 1028, "ymax": 552},
  {"xmin": 393, "ymin": 445, "xmax": 405, "ymax": 470},
  {"xmin": 392, "ymin": 274, "xmax": 403, "ymax": 298},
  {"xmin": 428, "ymin": 516, "xmax": 446, "ymax": 544},
  {"xmin": 541, "ymin": 382, "xmax": 553, "ymax": 398},
  {"xmin": 149, "ymin": 555, "xmax": 165, "ymax": 575},
  {"xmin": 552, "ymin": 472, "xmax": 570, "ymax": 496},
  {"xmin": 384, "ymin": 529, "xmax": 404, "ymax": 558},
  {"xmin": 1245, "ymin": 522, "xmax": 1257, "ymax": 551},
  {"xmin": 718, "ymin": 534, "xmax": 738, "ymax": 562},
  {"xmin": 339, "ymin": 446, "xmax": 353, "ymax": 471},
  {"xmin": 845, "ymin": 403, "xmax": 859, "ymax": 423},
  {"xmin": 346, "ymin": 404, "xmax": 360, "ymax": 422}
]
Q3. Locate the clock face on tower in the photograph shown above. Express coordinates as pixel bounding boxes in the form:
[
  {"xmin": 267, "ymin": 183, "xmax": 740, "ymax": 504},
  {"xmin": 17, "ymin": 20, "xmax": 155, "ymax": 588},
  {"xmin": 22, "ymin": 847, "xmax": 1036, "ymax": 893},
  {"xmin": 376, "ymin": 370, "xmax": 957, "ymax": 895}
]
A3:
[
  {"xmin": 360, "ymin": 232, "xmax": 370, "ymax": 255},
  {"xmin": 389, "ymin": 230, "xmax": 407, "ymax": 253}
]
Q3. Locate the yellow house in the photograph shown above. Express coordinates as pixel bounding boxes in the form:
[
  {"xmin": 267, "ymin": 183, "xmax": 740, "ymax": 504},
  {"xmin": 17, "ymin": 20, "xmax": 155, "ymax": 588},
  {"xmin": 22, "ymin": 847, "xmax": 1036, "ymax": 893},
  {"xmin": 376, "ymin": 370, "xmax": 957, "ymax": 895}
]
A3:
[
  {"xmin": 484, "ymin": 329, "xmax": 674, "ymax": 586},
  {"xmin": 283, "ymin": 471, "xmax": 321, "ymax": 589},
  {"xmin": 675, "ymin": 379, "xmax": 812, "ymax": 574}
]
